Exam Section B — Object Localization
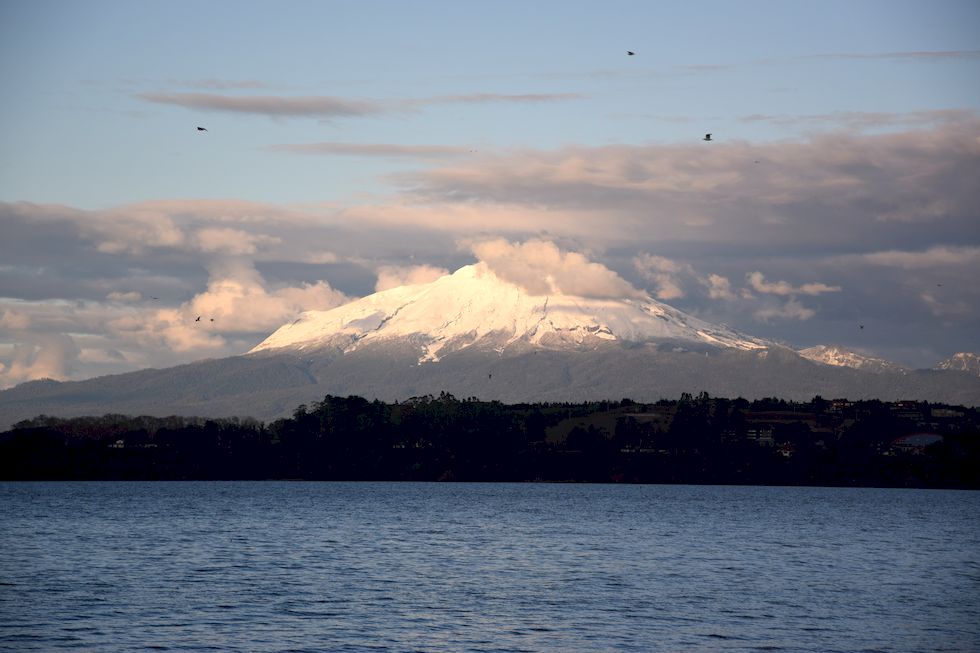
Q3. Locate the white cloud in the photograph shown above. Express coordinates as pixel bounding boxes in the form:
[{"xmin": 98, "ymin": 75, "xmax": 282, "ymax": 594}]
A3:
[
  {"xmin": 470, "ymin": 238, "xmax": 643, "ymax": 299},
  {"xmin": 747, "ymin": 271, "xmax": 841, "ymax": 296},
  {"xmin": 633, "ymin": 254, "xmax": 691, "ymax": 300},
  {"xmin": 305, "ymin": 251, "xmax": 340, "ymax": 264},
  {"xmin": 193, "ymin": 228, "xmax": 281, "ymax": 255},
  {"xmin": 107, "ymin": 291, "xmax": 142, "ymax": 302},
  {"xmin": 705, "ymin": 274, "xmax": 737, "ymax": 301},
  {"xmin": 92, "ymin": 210, "xmax": 185, "ymax": 255},
  {"xmin": 919, "ymin": 291, "xmax": 972, "ymax": 317},
  {"xmin": 754, "ymin": 299, "xmax": 816, "ymax": 322},
  {"xmin": 108, "ymin": 259, "xmax": 350, "ymax": 353},
  {"xmin": 0, "ymin": 334, "xmax": 80, "ymax": 388},
  {"xmin": 375, "ymin": 265, "xmax": 449, "ymax": 292},
  {"xmin": 0, "ymin": 309, "xmax": 31, "ymax": 330},
  {"xmin": 861, "ymin": 246, "xmax": 980, "ymax": 269}
]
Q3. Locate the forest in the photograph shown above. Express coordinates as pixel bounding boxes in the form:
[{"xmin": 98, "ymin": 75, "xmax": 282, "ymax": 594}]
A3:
[{"xmin": 1, "ymin": 392, "xmax": 978, "ymax": 488}]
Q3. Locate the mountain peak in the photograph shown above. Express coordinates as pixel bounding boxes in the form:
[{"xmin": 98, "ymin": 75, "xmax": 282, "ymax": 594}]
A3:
[
  {"xmin": 936, "ymin": 352, "xmax": 980, "ymax": 376},
  {"xmin": 250, "ymin": 262, "xmax": 768, "ymax": 362},
  {"xmin": 798, "ymin": 345, "xmax": 907, "ymax": 374}
]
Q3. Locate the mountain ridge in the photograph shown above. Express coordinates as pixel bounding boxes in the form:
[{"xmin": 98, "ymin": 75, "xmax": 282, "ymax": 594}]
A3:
[
  {"xmin": 936, "ymin": 352, "xmax": 980, "ymax": 376},
  {"xmin": 797, "ymin": 345, "xmax": 909, "ymax": 374}
]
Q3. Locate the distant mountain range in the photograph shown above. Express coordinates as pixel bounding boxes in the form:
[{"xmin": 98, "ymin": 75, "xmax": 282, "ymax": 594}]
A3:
[{"xmin": 1, "ymin": 264, "xmax": 977, "ymax": 429}]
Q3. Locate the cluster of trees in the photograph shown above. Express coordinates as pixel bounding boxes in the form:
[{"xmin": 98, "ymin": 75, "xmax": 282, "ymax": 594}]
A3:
[{"xmin": 1, "ymin": 392, "xmax": 978, "ymax": 487}]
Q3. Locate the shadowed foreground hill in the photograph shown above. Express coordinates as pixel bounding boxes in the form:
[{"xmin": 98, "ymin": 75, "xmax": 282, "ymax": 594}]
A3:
[{"xmin": 1, "ymin": 341, "xmax": 978, "ymax": 430}]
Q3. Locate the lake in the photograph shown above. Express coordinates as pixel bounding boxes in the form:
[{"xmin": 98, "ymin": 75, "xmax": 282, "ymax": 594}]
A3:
[{"xmin": 1, "ymin": 482, "xmax": 978, "ymax": 652}]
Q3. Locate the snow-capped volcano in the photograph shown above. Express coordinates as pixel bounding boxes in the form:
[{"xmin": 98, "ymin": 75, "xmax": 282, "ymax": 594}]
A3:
[
  {"xmin": 798, "ymin": 345, "xmax": 907, "ymax": 374},
  {"xmin": 4, "ymin": 267, "xmax": 979, "ymax": 429},
  {"xmin": 250, "ymin": 262, "xmax": 768, "ymax": 361}
]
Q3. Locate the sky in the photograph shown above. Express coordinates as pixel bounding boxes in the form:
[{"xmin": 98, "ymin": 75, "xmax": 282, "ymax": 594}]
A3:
[{"xmin": 1, "ymin": 0, "xmax": 979, "ymax": 387}]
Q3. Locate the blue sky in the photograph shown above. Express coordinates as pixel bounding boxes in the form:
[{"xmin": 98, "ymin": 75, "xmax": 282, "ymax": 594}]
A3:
[
  {"xmin": 3, "ymin": 0, "xmax": 978, "ymax": 206},
  {"xmin": 1, "ymin": 0, "xmax": 979, "ymax": 385}
]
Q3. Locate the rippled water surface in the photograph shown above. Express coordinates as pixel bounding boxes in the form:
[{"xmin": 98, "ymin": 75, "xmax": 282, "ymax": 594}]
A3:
[{"xmin": 1, "ymin": 482, "xmax": 978, "ymax": 652}]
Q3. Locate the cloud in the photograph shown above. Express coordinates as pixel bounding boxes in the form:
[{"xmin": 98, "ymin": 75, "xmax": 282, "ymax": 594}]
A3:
[
  {"xmin": 705, "ymin": 274, "xmax": 737, "ymax": 301},
  {"xmin": 0, "ymin": 200, "xmax": 319, "ymax": 261},
  {"xmin": 398, "ymin": 119, "xmax": 980, "ymax": 239},
  {"xmin": 107, "ymin": 291, "xmax": 142, "ymax": 302},
  {"xmin": 108, "ymin": 259, "xmax": 350, "ymax": 353},
  {"xmin": 268, "ymin": 142, "xmax": 470, "ymax": 159},
  {"xmin": 860, "ymin": 246, "xmax": 980, "ymax": 269},
  {"xmin": 93, "ymin": 209, "xmax": 186, "ymax": 255},
  {"xmin": 919, "ymin": 291, "xmax": 972, "ymax": 317},
  {"xmin": 138, "ymin": 92, "xmax": 385, "ymax": 118},
  {"xmin": 470, "ymin": 238, "xmax": 643, "ymax": 299},
  {"xmin": 193, "ymin": 228, "xmax": 281, "ymax": 255},
  {"xmin": 304, "ymin": 251, "xmax": 340, "ymax": 264},
  {"xmin": 0, "ymin": 334, "xmax": 81, "ymax": 388},
  {"xmin": 633, "ymin": 254, "xmax": 692, "ymax": 300},
  {"xmin": 754, "ymin": 299, "xmax": 816, "ymax": 322},
  {"xmin": 747, "ymin": 272, "xmax": 841, "ymax": 296},
  {"xmin": 0, "ymin": 198, "xmax": 359, "ymax": 382},
  {"xmin": 0, "ymin": 308, "xmax": 31, "ymax": 331},
  {"xmin": 375, "ymin": 265, "xmax": 449, "ymax": 292},
  {"xmin": 138, "ymin": 91, "xmax": 582, "ymax": 119}
]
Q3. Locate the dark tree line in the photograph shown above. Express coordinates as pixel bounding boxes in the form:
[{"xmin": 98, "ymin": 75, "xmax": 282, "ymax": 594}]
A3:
[{"xmin": 1, "ymin": 392, "xmax": 978, "ymax": 487}]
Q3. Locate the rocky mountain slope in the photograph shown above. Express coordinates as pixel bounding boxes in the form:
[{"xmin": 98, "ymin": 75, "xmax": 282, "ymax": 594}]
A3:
[
  {"xmin": 936, "ymin": 353, "xmax": 980, "ymax": 376},
  {"xmin": 797, "ymin": 345, "xmax": 908, "ymax": 374}
]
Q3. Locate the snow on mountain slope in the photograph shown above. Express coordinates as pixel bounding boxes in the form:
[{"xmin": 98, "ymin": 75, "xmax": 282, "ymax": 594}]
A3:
[
  {"xmin": 936, "ymin": 352, "xmax": 980, "ymax": 376},
  {"xmin": 250, "ymin": 263, "xmax": 768, "ymax": 362},
  {"xmin": 798, "ymin": 345, "xmax": 907, "ymax": 373}
]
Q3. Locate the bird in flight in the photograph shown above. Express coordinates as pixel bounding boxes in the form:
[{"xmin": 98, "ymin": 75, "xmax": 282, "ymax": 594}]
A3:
[
  {"xmin": 859, "ymin": 324, "xmax": 864, "ymax": 330},
  {"xmin": 703, "ymin": 133, "xmax": 713, "ymax": 142},
  {"xmin": 197, "ymin": 126, "xmax": 207, "ymax": 132},
  {"xmin": 195, "ymin": 316, "xmax": 201, "ymax": 322},
  {"xmin": 627, "ymin": 51, "xmax": 635, "ymax": 56}
]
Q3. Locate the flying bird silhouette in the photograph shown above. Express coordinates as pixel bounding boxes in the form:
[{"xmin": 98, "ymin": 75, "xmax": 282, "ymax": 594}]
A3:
[
  {"xmin": 859, "ymin": 324, "xmax": 864, "ymax": 330},
  {"xmin": 196, "ymin": 127, "xmax": 207, "ymax": 132},
  {"xmin": 703, "ymin": 133, "xmax": 713, "ymax": 142},
  {"xmin": 195, "ymin": 316, "xmax": 201, "ymax": 322},
  {"xmin": 627, "ymin": 51, "xmax": 635, "ymax": 56}
]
